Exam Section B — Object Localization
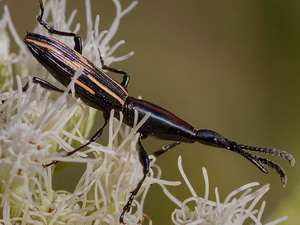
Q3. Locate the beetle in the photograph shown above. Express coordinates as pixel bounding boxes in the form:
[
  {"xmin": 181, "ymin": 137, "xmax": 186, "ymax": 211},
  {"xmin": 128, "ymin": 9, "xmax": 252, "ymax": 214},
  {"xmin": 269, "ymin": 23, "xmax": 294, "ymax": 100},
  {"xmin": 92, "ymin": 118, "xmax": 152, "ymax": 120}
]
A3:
[{"xmin": 23, "ymin": 0, "xmax": 295, "ymax": 223}]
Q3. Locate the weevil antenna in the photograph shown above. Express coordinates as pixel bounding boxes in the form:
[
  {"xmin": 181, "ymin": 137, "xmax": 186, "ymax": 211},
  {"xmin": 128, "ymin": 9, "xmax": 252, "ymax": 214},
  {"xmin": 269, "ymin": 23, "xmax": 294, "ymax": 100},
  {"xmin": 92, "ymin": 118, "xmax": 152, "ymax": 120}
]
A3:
[{"xmin": 196, "ymin": 129, "xmax": 295, "ymax": 186}]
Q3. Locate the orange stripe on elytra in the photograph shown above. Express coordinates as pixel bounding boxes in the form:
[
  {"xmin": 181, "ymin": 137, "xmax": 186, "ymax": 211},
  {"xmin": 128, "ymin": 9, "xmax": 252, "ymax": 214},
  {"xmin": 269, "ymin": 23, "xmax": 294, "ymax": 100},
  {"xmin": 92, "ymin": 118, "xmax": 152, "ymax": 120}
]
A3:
[
  {"xmin": 25, "ymin": 38, "xmax": 63, "ymax": 55},
  {"xmin": 75, "ymin": 80, "xmax": 95, "ymax": 95},
  {"xmin": 87, "ymin": 75, "xmax": 125, "ymax": 106}
]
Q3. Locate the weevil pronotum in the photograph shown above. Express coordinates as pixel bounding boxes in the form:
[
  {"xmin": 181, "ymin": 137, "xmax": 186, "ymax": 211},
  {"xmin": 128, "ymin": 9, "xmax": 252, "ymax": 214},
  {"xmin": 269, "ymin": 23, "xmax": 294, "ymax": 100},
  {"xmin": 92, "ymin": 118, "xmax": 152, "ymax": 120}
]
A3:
[{"xmin": 23, "ymin": 0, "xmax": 295, "ymax": 223}]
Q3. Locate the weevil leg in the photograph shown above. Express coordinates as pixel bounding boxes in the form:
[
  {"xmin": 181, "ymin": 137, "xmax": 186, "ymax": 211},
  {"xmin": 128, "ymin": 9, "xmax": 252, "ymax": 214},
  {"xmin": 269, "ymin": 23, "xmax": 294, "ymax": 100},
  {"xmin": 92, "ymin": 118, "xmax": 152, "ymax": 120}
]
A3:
[
  {"xmin": 43, "ymin": 117, "xmax": 109, "ymax": 167},
  {"xmin": 154, "ymin": 141, "xmax": 181, "ymax": 156},
  {"xmin": 23, "ymin": 77, "xmax": 65, "ymax": 93},
  {"xmin": 120, "ymin": 135, "xmax": 150, "ymax": 224},
  {"xmin": 37, "ymin": 0, "xmax": 82, "ymax": 53},
  {"xmin": 98, "ymin": 50, "xmax": 130, "ymax": 89}
]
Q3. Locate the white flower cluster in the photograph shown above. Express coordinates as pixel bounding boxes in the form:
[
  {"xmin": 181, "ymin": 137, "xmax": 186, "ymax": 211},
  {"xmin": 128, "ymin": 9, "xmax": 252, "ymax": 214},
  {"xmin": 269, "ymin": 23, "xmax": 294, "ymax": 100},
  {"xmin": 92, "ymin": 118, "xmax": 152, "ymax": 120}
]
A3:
[
  {"xmin": 160, "ymin": 156, "xmax": 288, "ymax": 225},
  {"xmin": 0, "ymin": 75, "xmax": 165, "ymax": 224}
]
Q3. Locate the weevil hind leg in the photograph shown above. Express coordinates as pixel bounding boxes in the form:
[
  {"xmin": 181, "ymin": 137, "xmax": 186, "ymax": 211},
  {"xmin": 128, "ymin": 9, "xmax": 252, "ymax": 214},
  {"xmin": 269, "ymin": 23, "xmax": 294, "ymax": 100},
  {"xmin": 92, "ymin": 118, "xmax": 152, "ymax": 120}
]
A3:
[
  {"xmin": 23, "ymin": 77, "xmax": 65, "ymax": 93},
  {"xmin": 120, "ymin": 135, "xmax": 150, "ymax": 224},
  {"xmin": 37, "ymin": 0, "xmax": 82, "ymax": 53}
]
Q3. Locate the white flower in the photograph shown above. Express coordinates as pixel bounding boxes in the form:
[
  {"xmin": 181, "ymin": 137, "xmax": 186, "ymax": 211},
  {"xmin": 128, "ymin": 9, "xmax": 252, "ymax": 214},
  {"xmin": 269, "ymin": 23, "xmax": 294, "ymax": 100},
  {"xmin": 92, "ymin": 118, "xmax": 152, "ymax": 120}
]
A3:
[
  {"xmin": 160, "ymin": 156, "xmax": 288, "ymax": 225},
  {"xmin": 0, "ymin": 76, "xmax": 179, "ymax": 224}
]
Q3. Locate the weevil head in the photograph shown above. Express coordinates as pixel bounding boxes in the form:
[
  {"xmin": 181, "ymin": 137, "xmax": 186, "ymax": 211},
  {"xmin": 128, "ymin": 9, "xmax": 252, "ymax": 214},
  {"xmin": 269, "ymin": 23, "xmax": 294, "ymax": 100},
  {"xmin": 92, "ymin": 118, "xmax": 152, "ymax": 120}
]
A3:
[{"xmin": 196, "ymin": 129, "xmax": 236, "ymax": 149}]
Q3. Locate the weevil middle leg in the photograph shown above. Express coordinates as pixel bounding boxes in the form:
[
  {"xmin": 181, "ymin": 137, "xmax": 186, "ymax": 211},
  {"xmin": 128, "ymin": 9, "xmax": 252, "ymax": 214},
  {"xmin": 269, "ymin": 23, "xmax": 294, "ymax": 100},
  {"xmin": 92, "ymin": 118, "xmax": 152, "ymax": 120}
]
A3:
[
  {"xmin": 99, "ymin": 51, "xmax": 130, "ymax": 89},
  {"xmin": 43, "ymin": 116, "xmax": 110, "ymax": 167}
]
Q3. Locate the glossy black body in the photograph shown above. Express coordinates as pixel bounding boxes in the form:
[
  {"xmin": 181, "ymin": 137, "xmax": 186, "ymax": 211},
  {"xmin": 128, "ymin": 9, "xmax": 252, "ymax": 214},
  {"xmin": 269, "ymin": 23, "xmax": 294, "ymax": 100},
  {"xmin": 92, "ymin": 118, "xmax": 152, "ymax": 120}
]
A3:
[
  {"xmin": 123, "ymin": 97, "xmax": 197, "ymax": 142},
  {"xmin": 24, "ymin": 33, "xmax": 198, "ymax": 142},
  {"xmin": 24, "ymin": 32, "xmax": 294, "ymax": 185}
]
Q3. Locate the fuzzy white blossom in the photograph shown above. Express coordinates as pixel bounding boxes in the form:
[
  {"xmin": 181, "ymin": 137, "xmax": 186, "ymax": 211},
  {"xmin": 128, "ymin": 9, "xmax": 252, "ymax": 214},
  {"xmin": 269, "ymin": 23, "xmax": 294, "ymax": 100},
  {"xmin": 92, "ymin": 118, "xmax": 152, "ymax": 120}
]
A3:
[
  {"xmin": 0, "ymin": 0, "xmax": 290, "ymax": 224},
  {"xmin": 0, "ymin": 76, "xmax": 174, "ymax": 224},
  {"xmin": 160, "ymin": 156, "xmax": 288, "ymax": 225}
]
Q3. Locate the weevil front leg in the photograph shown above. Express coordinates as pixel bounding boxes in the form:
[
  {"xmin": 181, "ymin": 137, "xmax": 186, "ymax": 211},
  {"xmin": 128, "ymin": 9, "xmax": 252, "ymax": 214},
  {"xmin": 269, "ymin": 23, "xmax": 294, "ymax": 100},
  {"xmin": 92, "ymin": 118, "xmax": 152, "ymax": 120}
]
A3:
[
  {"xmin": 43, "ymin": 116, "xmax": 109, "ymax": 167},
  {"xmin": 120, "ymin": 135, "xmax": 150, "ymax": 224},
  {"xmin": 154, "ymin": 141, "xmax": 181, "ymax": 156},
  {"xmin": 37, "ymin": 0, "xmax": 82, "ymax": 53}
]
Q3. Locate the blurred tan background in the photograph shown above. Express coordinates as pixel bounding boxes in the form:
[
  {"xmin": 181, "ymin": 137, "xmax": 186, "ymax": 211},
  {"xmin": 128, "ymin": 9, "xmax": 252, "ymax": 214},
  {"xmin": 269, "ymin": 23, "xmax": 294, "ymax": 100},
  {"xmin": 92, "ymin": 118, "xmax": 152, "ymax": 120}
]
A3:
[{"xmin": 2, "ymin": 0, "xmax": 300, "ymax": 224}]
